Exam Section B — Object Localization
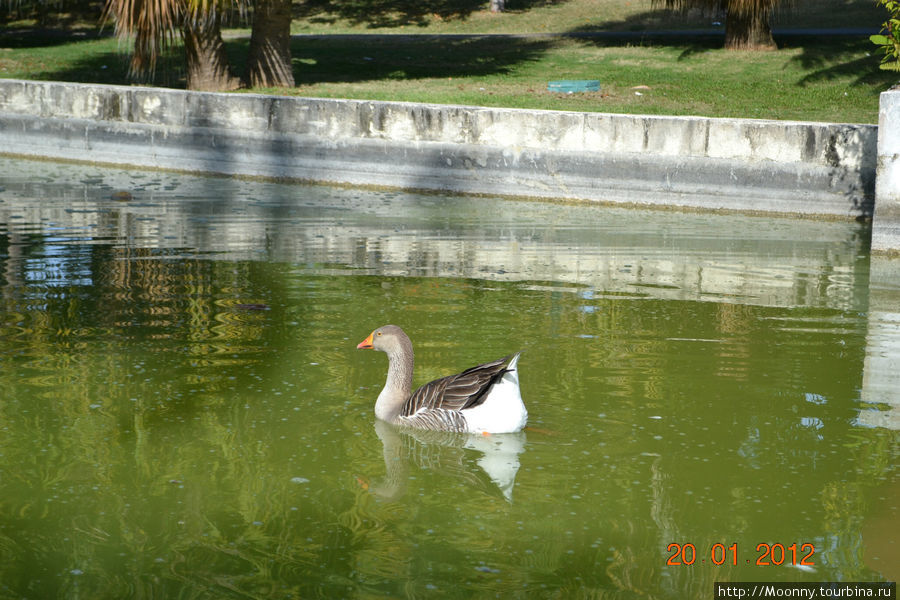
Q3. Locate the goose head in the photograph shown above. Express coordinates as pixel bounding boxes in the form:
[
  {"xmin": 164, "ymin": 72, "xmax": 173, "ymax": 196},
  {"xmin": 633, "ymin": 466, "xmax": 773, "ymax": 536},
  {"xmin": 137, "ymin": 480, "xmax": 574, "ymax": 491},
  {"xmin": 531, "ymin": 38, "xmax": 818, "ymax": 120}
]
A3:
[{"xmin": 356, "ymin": 324, "xmax": 411, "ymax": 355}]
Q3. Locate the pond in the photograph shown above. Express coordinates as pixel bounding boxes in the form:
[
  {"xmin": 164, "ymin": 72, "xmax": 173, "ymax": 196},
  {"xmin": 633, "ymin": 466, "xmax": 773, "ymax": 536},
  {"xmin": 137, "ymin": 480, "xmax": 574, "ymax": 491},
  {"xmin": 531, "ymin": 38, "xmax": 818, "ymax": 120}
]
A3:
[{"xmin": 0, "ymin": 156, "xmax": 897, "ymax": 598}]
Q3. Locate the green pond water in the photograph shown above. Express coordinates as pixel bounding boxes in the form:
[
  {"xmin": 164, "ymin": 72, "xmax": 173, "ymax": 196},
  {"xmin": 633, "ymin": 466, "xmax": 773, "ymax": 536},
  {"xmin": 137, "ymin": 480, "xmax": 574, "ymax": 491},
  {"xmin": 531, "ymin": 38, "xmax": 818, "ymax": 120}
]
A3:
[{"xmin": 0, "ymin": 156, "xmax": 897, "ymax": 598}]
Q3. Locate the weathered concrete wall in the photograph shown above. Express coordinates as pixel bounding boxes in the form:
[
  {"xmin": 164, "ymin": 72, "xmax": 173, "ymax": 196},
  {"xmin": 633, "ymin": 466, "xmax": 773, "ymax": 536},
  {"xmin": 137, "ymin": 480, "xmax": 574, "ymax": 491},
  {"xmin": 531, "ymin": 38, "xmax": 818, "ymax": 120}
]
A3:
[
  {"xmin": 873, "ymin": 89, "xmax": 900, "ymax": 254},
  {"xmin": 0, "ymin": 78, "xmax": 879, "ymax": 218}
]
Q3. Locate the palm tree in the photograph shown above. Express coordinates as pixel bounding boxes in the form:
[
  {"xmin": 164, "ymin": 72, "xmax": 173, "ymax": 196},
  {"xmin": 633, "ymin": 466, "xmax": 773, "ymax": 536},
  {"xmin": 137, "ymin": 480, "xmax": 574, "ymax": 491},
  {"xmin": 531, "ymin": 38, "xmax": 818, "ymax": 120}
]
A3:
[
  {"xmin": 100, "ymin": 0, "xmax": 176, "ymax": 80},
  {"xmin": 181, "ymin": 0, "xmax": 241, "ymax": 90},
  {"xmin": 245, "ymin": 0, "xmax": 294, "ymax": 88},
  {"xmin": 654, "ymin": 0, "xmax": 781, "ymax": 50},
  {"xmin": 103, "ymin": 0, "xmax": 240, "ymax": 90},
  {"xmin": 103, "ymin": 0, "xmax": 294, "ymax": 91}
]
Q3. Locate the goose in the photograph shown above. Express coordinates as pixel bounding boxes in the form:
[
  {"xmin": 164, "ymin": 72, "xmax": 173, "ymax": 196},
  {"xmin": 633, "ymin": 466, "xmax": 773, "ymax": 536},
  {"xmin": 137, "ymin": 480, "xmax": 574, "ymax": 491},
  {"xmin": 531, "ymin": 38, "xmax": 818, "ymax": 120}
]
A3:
[{"xmin": 356, "ymin": 325, "xmax": 527, "ymax": 434}]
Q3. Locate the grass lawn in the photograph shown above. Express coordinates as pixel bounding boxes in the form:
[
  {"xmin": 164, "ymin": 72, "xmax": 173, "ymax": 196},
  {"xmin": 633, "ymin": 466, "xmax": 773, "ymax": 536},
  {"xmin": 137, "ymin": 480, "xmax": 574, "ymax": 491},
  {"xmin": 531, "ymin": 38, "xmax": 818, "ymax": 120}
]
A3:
[
  {"xmin": 1, "ymin": 0, "xmax": 897, "ymax": 123},
  {"xmin": 289, "ymin": 0, "xmax": 887, "ymax": 35},
  {"xmin": 266, "ymin": 34, "xmax": 891, "ymax": 123}
]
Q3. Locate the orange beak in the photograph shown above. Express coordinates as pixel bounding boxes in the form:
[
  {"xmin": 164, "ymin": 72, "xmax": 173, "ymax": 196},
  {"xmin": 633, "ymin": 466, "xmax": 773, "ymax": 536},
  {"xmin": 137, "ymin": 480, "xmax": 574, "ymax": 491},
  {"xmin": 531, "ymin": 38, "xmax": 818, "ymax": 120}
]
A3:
[{"xmin": 356, "ymin": 332, "xmax": 374, "ymax": 349}]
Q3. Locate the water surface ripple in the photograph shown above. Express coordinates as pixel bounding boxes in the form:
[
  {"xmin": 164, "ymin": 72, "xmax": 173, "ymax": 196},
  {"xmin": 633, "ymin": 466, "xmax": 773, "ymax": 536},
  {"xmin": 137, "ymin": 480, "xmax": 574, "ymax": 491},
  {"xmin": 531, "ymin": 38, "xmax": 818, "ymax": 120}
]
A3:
[{"xmin": 0, "ymin": 157, "xmax": 897, "ymax": 598}]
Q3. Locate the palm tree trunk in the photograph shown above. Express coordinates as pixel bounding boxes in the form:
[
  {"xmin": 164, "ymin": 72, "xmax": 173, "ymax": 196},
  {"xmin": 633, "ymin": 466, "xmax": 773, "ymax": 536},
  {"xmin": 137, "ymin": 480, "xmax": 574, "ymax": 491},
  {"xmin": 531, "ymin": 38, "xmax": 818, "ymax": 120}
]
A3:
[
  {"xmin": 245, "ymin": 0, "xmax": 295, "ymax": 88},
  {"xmin": 183, "ymin": 16, "xmax": 240, "ymax": 91},
  {"xmin": 724, "ymin": 4, "xmax": 777, "ymax": 50}
]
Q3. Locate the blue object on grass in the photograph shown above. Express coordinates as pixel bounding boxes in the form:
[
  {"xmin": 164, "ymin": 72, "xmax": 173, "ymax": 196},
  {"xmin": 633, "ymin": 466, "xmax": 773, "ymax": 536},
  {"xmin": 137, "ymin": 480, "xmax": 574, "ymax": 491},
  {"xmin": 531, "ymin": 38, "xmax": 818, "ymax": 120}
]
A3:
[{"xmin": 547, "ymin": 80, "xmax": 601, "ymax": 93}]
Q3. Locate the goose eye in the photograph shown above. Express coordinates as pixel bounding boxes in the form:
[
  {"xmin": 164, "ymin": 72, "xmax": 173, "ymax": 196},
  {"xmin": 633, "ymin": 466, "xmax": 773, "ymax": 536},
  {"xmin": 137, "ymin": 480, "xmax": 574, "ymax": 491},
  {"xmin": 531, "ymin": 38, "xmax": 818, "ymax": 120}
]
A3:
[{"xmin": 376, "ymin": 332, "xmax": 382, "ymax": 336}]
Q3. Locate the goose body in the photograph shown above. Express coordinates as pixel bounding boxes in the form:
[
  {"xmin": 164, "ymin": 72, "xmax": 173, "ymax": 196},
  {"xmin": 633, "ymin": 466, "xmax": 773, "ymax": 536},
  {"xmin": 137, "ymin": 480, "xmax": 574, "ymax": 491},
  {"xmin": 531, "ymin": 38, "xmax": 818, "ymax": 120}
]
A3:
[{"xmin": 357, "ymin": 325, "xmax": 527, "ymax": 434}]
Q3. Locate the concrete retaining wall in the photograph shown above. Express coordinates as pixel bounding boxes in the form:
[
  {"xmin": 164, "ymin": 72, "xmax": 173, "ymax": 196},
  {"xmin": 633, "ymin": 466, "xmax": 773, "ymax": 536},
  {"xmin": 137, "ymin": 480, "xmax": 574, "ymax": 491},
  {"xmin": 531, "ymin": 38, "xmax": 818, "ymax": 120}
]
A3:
[
  {"xmin": 0, "ymin": 78, "xmax": 880, "ymax": 218},
  {"xmin": 874, "ymin": 89, "xmax": 900, "ymax": 254}
]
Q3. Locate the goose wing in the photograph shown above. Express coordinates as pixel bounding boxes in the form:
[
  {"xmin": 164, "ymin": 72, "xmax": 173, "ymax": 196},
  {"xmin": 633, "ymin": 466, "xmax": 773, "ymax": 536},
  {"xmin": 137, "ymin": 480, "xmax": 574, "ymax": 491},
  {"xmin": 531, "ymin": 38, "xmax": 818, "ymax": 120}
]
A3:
[{"xmin": 400, "ymin": 355, "xmax": 514, "ymax": 421}]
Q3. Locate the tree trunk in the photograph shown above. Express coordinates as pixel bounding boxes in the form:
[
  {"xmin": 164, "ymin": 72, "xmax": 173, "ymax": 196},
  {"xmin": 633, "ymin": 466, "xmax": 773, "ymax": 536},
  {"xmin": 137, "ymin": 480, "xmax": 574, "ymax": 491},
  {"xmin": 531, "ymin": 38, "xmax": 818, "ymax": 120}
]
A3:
[
  {"xmin": 724, "ymin": 5, "xmax": 776, "ymax": 51},
  {"xmin": 490, "ymin": 0, "xmax": 505, "ymax": 13},
  {"xmin": 183, "ymin": 16, "xmax": 241, "ymax": 91},
  {"xmin": 246, "ymin": 0, "xmax": 295, "ymax": 88}
]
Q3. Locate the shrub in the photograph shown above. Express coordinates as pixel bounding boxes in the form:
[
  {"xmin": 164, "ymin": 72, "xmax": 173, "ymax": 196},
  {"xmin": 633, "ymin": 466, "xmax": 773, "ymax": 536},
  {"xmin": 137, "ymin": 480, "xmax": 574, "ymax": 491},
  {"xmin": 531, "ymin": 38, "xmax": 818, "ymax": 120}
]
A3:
[{"xmin": 871, "ymin": 0, "xmax": 900, "ymax": 71}]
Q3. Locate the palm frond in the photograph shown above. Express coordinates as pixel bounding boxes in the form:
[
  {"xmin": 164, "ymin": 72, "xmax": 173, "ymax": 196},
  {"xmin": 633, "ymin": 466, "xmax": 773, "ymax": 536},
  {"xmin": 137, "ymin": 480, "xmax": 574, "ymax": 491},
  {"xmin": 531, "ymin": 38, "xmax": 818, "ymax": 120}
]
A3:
[
  {"xmin": 102, "ymin": 0, "xmax": 182, "ymax": 76},
  {"xmin": 101, "ymin": 0, "xmax": 242, "ymax": 78}
]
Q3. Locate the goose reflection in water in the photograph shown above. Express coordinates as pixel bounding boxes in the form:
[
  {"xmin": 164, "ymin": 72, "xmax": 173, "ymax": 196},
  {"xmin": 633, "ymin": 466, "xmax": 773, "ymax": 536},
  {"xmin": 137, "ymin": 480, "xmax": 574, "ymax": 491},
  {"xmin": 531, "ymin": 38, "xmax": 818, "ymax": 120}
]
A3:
[{"xmin": 362, "ymin": 420, "xmax": 527, "ymax": 502}]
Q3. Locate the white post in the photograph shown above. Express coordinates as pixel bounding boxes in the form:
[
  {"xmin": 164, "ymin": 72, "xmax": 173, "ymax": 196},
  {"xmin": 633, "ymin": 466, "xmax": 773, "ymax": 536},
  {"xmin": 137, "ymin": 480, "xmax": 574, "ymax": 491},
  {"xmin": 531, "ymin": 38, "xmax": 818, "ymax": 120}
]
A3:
[
  {"xmin": 860, "ymin": 257, "xmax": 900, "ymax": 430},
  {"xmin": 873, "ymin": 88, "xmax": 900, "ymax": 254}
]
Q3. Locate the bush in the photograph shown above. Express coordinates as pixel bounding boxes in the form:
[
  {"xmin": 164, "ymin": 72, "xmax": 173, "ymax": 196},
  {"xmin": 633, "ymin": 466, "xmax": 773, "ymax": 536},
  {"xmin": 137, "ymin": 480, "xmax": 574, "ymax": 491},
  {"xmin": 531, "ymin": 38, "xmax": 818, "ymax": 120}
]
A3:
[{"xmin": 871, "ymin": 0, "xmax": 900, "ymax": 71}]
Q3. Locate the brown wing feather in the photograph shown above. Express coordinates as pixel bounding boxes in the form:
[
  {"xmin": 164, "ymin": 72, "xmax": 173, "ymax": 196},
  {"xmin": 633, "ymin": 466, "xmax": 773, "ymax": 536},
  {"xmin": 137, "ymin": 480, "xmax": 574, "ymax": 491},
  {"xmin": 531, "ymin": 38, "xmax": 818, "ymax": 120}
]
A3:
[{"xmin": 400, "ymin": 355, "xmax": 514, "ymax": 419}]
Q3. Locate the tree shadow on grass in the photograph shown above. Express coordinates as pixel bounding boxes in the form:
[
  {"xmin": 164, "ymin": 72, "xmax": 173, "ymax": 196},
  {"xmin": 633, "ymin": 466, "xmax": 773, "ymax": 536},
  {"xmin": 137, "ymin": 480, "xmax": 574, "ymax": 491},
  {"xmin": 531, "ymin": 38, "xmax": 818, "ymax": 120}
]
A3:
[
  {"xmin": 283, "ymin": 35, "xmax": 554, "ymax": 85},
  {"xmin": 579, "ymin": 5, "xmax": 722, "ymax": 34},
  {"xmin": 292, "ymin": 0, "xmax": 572, "ymax": 29},
  {"xmin": 10, "ymin": 37, "xmax": 190, "ymax": 88},
  {"xmin": 292, "ymin": 0, "xmax": 485, "ymax": 29},
  {"xmin": 783, "ymin": 36, "xmax": 899, "ymax": 88},
  {"xmin": 12, "ymin": 34, "xmax": 553, "ymax": 89},
  {"xmin": 0, "ymin": 28, "xmax": 111, "ymax": 49},
  {"xmin": 11, "ymin": 7, "xmax": 892, "ymax": 93},
  {"xmin": 558, "ymin": 7, "xmax": 727, "ymax": 61},
  {"xmin": 560, "ymin": 18, "xmax": 725, "ymax": 64},
  {"xmin": 567, "ymin": 12, "xmax": 896, "ymax": 85}
]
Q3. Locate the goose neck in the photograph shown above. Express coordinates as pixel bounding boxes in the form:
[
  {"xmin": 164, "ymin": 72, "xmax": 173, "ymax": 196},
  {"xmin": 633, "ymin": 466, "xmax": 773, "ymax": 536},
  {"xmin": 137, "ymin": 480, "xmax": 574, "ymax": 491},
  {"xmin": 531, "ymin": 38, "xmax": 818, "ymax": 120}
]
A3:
[{"xmin": 375, "ymin": 342, "xmax": 414, "ymax": 422}]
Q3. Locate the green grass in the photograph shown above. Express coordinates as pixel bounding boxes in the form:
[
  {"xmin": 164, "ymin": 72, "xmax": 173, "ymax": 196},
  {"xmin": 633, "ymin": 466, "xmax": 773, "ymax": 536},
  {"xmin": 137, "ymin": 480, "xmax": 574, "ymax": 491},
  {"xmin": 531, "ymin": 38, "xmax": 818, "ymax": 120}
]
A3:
[
  {"xmin": 1, "ymin": 0, "xmax": 897, "ymax": 123},
  {"xmin": 288, "ymin": 0, "xmax": 886, "ymax": 35},
  {"xmin": 258, "ymin": 34, "xmax": 890, "ymax": 123}
]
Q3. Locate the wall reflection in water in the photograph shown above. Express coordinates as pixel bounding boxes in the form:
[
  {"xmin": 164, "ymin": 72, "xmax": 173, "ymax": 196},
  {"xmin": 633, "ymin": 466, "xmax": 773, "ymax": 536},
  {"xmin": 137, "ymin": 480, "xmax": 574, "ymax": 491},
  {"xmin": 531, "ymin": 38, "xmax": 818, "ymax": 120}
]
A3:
[{"xmin": 0, "ymin": 157, "xmax": 872, "ymax": 311}]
